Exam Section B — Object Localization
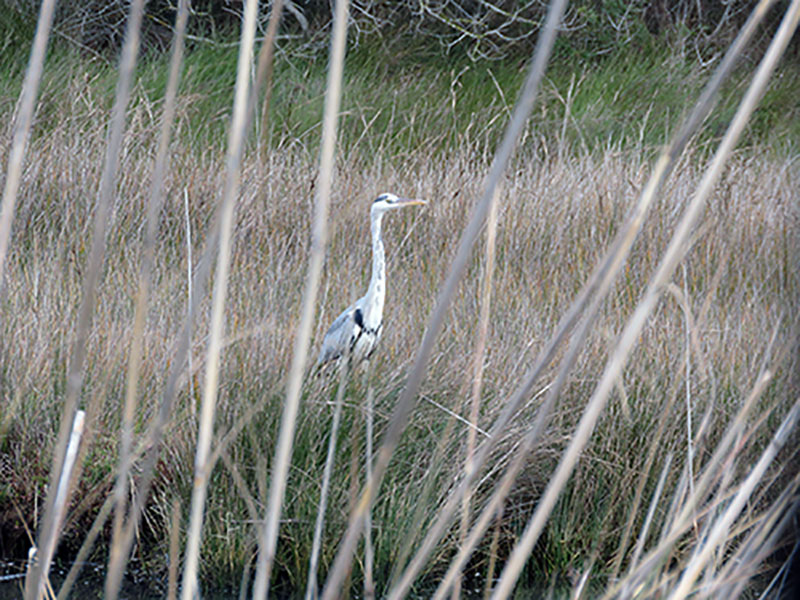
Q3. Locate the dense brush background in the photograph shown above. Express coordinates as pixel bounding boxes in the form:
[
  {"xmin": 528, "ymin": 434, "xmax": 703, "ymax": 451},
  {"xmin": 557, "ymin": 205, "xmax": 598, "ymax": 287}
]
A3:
[{"xmin": 1, "ymin": 0, "xmax": 799, "ymax": 597}]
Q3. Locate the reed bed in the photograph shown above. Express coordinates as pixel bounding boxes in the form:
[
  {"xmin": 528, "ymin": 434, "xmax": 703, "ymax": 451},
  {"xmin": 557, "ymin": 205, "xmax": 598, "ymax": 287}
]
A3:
[{"xmin": 1, "ymin": 0, "xmax": 798, "ymax": 598}]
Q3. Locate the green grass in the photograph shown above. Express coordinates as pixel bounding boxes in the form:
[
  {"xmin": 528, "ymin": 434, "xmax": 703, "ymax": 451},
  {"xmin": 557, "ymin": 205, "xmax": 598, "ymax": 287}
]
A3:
[{"xmin": 8, "ymin": 25, "xmax": 799, "ymax": 162}]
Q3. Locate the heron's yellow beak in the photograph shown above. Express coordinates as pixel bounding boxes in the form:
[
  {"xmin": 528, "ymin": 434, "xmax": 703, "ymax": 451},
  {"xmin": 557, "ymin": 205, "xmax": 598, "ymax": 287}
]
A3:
[{"xmin": 396, "ymin": 198, "xmax": 427, "ymax": 207}]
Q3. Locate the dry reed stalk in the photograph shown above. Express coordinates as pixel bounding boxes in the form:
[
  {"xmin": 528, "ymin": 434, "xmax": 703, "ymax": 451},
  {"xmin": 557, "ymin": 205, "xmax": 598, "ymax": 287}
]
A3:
[
  {"xmin": 184, "ymin": 186, "xmax": 195, "ymax": 420},
  {"xmin": 668, "ymin": 398, "xmax": 800, "ymax": 600},
  {"xmin": 256, "ymin": 0, "xmax": 285, "ymax": 150},
  {"xmin": 26, "ymin": 410, "xmax": 84, "ymax": 600},
  {"xmin": 454, "ymin": 185, "xmax": 500, "ymax": 600},
  {"xmin": 629, "ymin": 453, "xmax": 673, "ymax": 575},
  {"xmin": 364, "ymin": 367, "xmax": 376, "ymax": 600},
  {"xmin": 162, "ymin": 5, "xmax": 287, "ymax": 547},
  {"xmin": 180, "ymin": 0, "xmax": 260, "ymax": 597},
  {"xmin": 386, "ymin": 2, "xmax": 777, "ymax": 593},
  {"xmin": 608, "ymin": 341, "xmax": 786, "ymax": 600},
  {"xmin": 252, "ymin": 0, "xmax": 350, "ymax": 597},
  {"xmin": 671, "ymin": 261, "xmax": 790, "ymax": 576},
  {"xmin": 0, "ymin": 0, "xmax": 56, "ymax": 286},
  {"xmin": 715, "ymin": 472, "xmax": 800, "ymax": 599},
  {"xmin": 490, "ymin": 1, "xmax": 800, "ymax": 593},
  {"xmin": 679, "ymin": 269, "xmax": 696, "ymax": 503},
  {"xmin": 322, "ymin": 2, "xmax": 569, "ymax": 596},
  {"xmin": 105, "ymin": 2, "xmax": 188, "ymax": 597},
  {"xmin": 305, "ymin": 359, "xmax": 351, "ymax": 600},
  {"xmin": 54, "ymin": 495, "xmax": 114, "ymax": 600},
  {"xmin": 23, "ymin": 2, "xmax": 146, "ymax": 598},
  {"xmin": 609, "ymin": 248, "xmax": 730, "ymax": 583},
  {"xmin": 167, "ymin": 498, "xmax": 182, "ymax": 600}
]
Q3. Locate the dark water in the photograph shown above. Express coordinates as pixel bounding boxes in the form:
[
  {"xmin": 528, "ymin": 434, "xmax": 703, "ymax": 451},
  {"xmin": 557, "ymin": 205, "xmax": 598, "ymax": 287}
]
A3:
[
  {"xmin": 0, "ymin": 560, "xmax": 165, "ymax": 600},
  {"xmin": 0, "ymin": 578, "xmax": 171, "ymax": 600},
  {"xmin": 1, "ymin": 560, "xmax": 580, "ymax": 599}
]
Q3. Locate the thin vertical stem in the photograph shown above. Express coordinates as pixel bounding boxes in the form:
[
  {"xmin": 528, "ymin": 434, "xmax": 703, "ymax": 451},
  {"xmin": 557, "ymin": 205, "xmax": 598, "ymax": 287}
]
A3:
[
  {"xmin": 629, "ymin": 454, "xmax": 673, "ymax": 575},
  {"xmin": 167, "ymin": 499, "xmax": 182, "ymax": 600},
  {"xmin": 305, "ymin": 360, "xmax": 351, "ymax": 600},
  {"xmin": 364, "ymin": 363, "xmax": 376, "ymax": 600},
  {"xmin": 106, "ymin": 2, "xmax": 189, "ymax": 597},
  {"xmin": 180, "ymin": 1, "xmax": 260, "ymax": 598},
  {"xmin": 252, "ymin": 1, "xmax": 350, "ymax": 597},
  {"xmin": 682, "ymin": 267, "xmax": 695, "ymax": 501},
  {"xmin": 24, "ymin": 2, "xmax": 145, "ymax": 597},
  {"xmin": 321, "ymin": 2, "xmax": 568, "ymax": 596},
  {"xmin": 184, "ymin": 187, "xmax": 195, "ymax": 420},
  {"xmin": 0, "ymin": 0, "xmax": 57, "ymax": 287},
  {"xmin": 455, "ymin": 186, "xmax": 499, "ymax": 600}
]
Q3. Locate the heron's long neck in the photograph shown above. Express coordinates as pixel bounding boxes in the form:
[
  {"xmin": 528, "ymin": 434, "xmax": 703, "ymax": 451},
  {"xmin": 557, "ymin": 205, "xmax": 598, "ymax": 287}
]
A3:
[{"xmin": 365, "ymin": 212, "xmax": 385, "ymax": 327}]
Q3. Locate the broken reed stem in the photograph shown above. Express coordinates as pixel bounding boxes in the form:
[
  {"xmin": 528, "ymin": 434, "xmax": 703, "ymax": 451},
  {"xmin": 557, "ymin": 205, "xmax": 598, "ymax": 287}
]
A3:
[
  {"xmin": 253, "ymin": 1, "xmax": 350, "ymax": 597},
  {"xmin": 106, "ymin": 1, "xmax": 188, "ymax": 597},
  {"xmin": 180, "ymin": 0, "xmax": 261, "ymax": 598},
  {"xmin": 322, "ymin": 2, "xmax": 568, "ymax": 596},
  {"xmin": 27, "ymin": 411, "xmax": 85, "ymax": 600},
  {"xmin": 24, "ymin": 2, "xmax": 146, "ymax": 598}
]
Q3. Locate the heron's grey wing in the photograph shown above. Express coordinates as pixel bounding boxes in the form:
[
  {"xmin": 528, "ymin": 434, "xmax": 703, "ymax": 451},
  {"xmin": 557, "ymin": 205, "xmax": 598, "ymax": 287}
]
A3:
[{"xmin": 316, "ymin": 305, "xmax": 356, "ymax": 367}]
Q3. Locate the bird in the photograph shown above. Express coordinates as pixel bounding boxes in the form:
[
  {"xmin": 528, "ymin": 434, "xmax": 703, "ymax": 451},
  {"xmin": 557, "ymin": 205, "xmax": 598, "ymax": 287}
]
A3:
[{"xmin": 315, "ymin": 192, "xmax": 426, "ymax": 370}]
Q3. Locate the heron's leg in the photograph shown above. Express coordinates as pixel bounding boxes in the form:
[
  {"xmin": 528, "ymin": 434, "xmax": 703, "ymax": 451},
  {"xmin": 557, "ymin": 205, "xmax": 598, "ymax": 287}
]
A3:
[
  {"xmin": 362, "ymin": 360, "xmax": 375, "ymax": 600},
  {"xmin": 306, "ymin": 358, "xmax": 350, "ymax": 600}
]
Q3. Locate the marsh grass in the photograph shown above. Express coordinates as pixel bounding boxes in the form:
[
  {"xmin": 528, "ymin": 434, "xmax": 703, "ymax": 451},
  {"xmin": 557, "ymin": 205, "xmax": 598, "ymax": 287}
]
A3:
[
  {"xmin": 1, "ymin": 1, "xmax": 799, "ymax": 598},
  {"xmin": 3, "ymin": 123, "xmax": 797, "ymax": 592}
]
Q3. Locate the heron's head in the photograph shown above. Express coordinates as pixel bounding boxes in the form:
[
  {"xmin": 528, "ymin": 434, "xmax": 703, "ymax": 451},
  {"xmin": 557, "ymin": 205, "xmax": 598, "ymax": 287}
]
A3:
[{"xmin": 371, "ymin": 192, "xmax": 427, "ymax": 215}]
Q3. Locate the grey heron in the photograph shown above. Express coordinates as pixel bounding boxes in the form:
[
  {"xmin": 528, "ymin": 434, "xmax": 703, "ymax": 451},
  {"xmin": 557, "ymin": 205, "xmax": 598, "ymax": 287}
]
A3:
[{"xmin": 315, "ymin": 192, "xmax": 426, "ymax": 369}]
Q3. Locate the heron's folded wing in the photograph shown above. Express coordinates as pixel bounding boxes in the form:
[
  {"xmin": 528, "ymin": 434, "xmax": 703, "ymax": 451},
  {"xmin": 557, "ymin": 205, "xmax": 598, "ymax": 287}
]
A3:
[{"xmin": 316, "ymin": 305, "xmax": 355, "ymax": 366}]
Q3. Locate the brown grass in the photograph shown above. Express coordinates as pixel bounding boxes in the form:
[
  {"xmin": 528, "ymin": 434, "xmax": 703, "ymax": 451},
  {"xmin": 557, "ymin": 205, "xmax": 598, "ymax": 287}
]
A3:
[{"xmin": 2, "ymin": 94, "xmax": 797, "ymax": 588}]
